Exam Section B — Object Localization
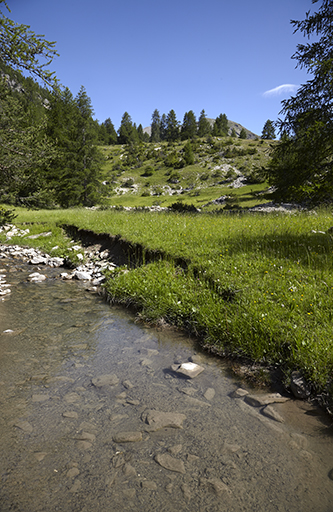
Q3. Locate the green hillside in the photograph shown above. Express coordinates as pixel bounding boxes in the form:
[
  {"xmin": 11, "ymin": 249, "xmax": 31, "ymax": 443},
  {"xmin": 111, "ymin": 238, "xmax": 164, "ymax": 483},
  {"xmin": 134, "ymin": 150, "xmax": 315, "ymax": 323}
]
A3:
[{"xmin": 99, "ymin": 137, "xmax": 276, "ymax": 210}]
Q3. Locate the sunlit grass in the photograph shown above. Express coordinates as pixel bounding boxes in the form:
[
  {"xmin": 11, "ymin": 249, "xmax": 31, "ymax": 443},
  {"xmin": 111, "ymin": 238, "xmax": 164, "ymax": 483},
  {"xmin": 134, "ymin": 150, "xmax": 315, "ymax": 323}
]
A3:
[{"xmin": 3, "ymin": 205, "xmax": 333, "ymax": 394}]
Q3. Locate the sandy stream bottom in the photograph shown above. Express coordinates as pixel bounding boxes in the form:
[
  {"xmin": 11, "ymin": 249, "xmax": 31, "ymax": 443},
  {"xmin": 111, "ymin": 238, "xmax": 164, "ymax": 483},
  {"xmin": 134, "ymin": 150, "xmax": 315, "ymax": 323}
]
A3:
[{"xmin": 0, "ymin": 258, "xmax": 333, "ymax": 512}]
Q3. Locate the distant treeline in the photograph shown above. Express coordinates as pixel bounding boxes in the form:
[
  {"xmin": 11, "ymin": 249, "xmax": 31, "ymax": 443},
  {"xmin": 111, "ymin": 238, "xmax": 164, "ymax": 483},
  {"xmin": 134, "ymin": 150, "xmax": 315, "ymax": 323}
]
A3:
[{"xmin": 98, "ymin": 109, "xmax": 244, "ymax": 146}]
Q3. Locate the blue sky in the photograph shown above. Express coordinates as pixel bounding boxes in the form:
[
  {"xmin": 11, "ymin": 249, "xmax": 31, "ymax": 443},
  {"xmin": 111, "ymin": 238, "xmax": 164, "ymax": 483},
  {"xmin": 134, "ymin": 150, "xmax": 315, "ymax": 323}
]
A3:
[{"xmin": 8, "ymin": 0, "xmax": 314, "ymax": 136}]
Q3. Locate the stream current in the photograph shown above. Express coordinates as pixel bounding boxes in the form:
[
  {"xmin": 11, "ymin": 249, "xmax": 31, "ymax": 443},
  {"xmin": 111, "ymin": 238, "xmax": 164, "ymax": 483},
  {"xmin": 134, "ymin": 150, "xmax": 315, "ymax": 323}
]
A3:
[{"xmin": 0, "ymin": 257, "xmax": 333, "ymax": 512}]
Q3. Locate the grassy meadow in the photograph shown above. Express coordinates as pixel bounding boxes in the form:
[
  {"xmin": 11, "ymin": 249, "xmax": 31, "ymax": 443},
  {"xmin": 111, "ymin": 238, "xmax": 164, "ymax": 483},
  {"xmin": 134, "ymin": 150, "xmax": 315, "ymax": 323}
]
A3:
[
  {"xmin": 98, "ymin": 137, "xmax": 274, "ymax": 210},
  {"xmin": 2, "ymin": 206, "xmax": 333, "ymax": 402}
]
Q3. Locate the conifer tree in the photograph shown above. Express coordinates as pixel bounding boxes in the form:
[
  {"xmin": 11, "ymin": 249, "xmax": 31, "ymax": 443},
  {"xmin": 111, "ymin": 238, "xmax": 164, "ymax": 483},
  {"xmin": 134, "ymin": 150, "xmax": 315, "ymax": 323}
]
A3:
[
  {"xmin": 150, "ymin": 109, "xmax": 161, "ymax": 142},
  {"xmin": 268, "ymin": 0, "xmax": 333, "ymax": 202},
  {"xmin": 197, "ymin": 110, "xmax": 211, "ymax": 137},
  {"xmin": 181, "ymin": 110, "xmax": 197, "ymax": 140},
  {"xmin": 118, "ymin": 112, "xmax": 139, "ymax": 144},
  {"xmin": 261, "ymin": 119, "xmax": 276, "ymax": 139},
  {"xmin": 165, "ymin": 109, "xmax": 179, "ymax": 141},
  {"xmin": 160, "ymin": 113, "xmax": 167, "ymax": 141},
  {"xmin": 212, "ymin": 113, "xmax": 228, "ymax": 136}
]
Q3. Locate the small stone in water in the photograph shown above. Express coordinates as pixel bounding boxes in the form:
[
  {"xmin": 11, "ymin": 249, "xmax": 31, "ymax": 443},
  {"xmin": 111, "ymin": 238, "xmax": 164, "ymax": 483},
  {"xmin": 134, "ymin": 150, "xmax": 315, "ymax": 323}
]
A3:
[
  {"xmin": 63, "ymin": 411, "xmax": 78, "ymax": 419},
  {"xmin": 154, "ymin": 453, "xmax": 186, "ymax": 474},
  {"xmin": 113, "ymin": 431, "xmax": 142, "ymax": 443},
  {"xmin": 171, "ymin": 362, "xmax": 204, "ymax": 379}
]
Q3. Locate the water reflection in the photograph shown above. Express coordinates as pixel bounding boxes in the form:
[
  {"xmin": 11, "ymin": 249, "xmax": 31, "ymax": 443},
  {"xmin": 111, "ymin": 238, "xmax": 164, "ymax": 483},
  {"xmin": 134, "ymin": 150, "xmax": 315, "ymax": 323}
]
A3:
[{"xmin": 0, "ymin": 258, "xmax": 332, "ymax": 511}]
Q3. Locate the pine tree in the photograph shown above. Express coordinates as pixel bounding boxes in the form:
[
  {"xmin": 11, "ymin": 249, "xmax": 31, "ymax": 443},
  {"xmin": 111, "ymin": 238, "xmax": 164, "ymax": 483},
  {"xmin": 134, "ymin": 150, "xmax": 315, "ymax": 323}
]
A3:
[
  {"xmin": 261, "ymin": 120, "xmax": 276, "ymax": 139},
  {"xmin": 150, "ymin": 109, "xmax": 161, "ymax": 142},
  {"xmin": 181, "ymin": 110, "xmax": 197, "ymax": 140},
  {"xmin": 165, "ymin": 109, "xmax": 179, "ymax": 142},
  {"xmin": 212, "ymin": 113, "xmax": 228, "ymax": 136},
  {"xmin": 239, "ymin": 127, "xmax": 247, "ymax": 139},
  {"xmin": 118, "ymin": 112, "xmax": 139, "ymax": 144},
  {"xmin": 183, "ymin": 140, "xmax": 195, "ymax": 165},
  {"xmin": 197, "ymin": 110, "xmax": 211, "ymax": 137},
  {"xmin": 102, "ymin": 117, "xmax": 117, "ymax": 145},
  {"xmin": 160, "ymin": 113, "xmax": 167, "ymax": 141}
]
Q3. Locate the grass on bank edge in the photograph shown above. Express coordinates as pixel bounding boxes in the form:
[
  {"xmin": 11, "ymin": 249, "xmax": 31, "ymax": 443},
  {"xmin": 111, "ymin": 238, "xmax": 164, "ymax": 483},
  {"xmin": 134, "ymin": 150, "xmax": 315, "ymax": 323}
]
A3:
[{"xmin": 2, "ymin": 206, "xmax": 333, "ymax": 404}]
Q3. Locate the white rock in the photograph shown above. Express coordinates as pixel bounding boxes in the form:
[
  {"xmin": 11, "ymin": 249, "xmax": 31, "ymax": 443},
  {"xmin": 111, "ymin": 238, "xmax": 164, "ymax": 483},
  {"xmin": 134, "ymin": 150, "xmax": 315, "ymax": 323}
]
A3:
[
  {"xmin": 171, "ymin": 362, "xmax": 204, "ymax": 379},
  {"xmin": 74, "ymin": 271, "xmax": 92, "ymax": 281}
]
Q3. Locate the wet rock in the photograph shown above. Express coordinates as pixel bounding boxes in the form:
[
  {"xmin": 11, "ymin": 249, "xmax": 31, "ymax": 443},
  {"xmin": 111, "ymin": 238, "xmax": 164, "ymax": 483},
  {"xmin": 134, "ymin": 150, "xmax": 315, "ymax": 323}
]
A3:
[
  {"xmin": 204, "ymin": 388, "xmax": 215, "ymax": 401},
  {"xmin": 181, "ymin": 483, "xmax": 192, "ymax": 501},
  {"xmin": 33, "ymin": 452, "xmax": 47, "ymax": 461},
  {"xmin": 113, "ymin": 431, "xmax": 142, "ymax": 443},
  {"xmin": 63, "ymin": 411, "xmax": 78, "ymax": 419},
  {"xmin": 74, "ymin": 271, "xmax": 92, "ymax": 281},
  {"xmin": 290, "ymin": 371, "xmax": 311, "ymax": 399},
  {"xmin": 179, "ymin": 386, "xmax": 198, "ymax": 396},
  {"xmin": 64, "ymin": 392, "xmax": 81, "ymax": 403},
  {"xmin": 69, "ymin": 479, "xmax": 81, "ymax": 493},
  {"xmin": 200, "ymin": 477, "xmax": 229, "ymax": 495},
  {"xmin": 77, "ymin": 431, "xmax": 96, "ymax": 442},
  {"xmin": 122, "ymin": 463, "xmax": 137, "ymax": 477},
  {"xmin": 187, "ymin": 454, "xmax": 200, "ymax": 464},
  {"xmin": 126, "ymin": 398, "xmax": 140, "ymax": 406},
  {"xmin": 154, "ymin": 453, "xmax": 186, "ymax": 474},
  {"xmin": 92, "ymin": 374, "xmax": 119, "ymax": 387},
  {"xmin": 111, "ymin": 453, "xmax": 126, "ymax": 468},
  {"xmin": 28, "ymin": 272, "xmax": 46, "ymax": 283},
  {"xmin": 328, "ymin": 468, "xmax": 333, "ymax": 481},
  {"xmin": 31, "ymin": 394, "xmax": 50, "ymax": 402},
  {"xmin": 244, "ymin": 392, "xmax": 289, "ymax": 407},
  {"xmin": 189, "ymin": 354, "xmax": 204, "ymax": 364},
  {"xmin": 141, "ymin": 480, "xmax": 157, "ymax": 490},
  {"xmin": 29, "ymin": 256, "xmax": 47, "ymax": 265},
  {"xmin": 224, "ymin": 443, "xmax": 240, "ymax": 453},
  {"xmin": 14, "ymin": 420, "xmax": 33, "ymax": 433},
  {"xmin": 141, "ymin": 409, "xmax": 186, "ymax": 431},
  {"xmin": 67, "ymin": 467, "xmax": 80, "ymax": 479},
  {"xmin": 170, "ymin": 362, "xmax": 204, "ymax": 379},
  {"xmin": 230, "ymin": 388, "xmax": 249, "ymax": 398},
  {"xmin": 77, "ymin": 441, "xmax": 92, "ymax": 450},
  {"xmin": 261, "ymin": 405, "xmax": 284, "ymax": 423},
  {"xmin": 123, "ymin": 488, "xmax": 136, "ymax": 499},
  {"xmin": 168, "ymin": 444, "xmax": 182, "ymax": 456}
]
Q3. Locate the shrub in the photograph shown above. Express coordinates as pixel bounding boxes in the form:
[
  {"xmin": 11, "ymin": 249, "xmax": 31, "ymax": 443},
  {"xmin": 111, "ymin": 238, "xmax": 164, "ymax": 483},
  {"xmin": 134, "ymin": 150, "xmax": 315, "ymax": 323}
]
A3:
[{"xmin": 0, "ymin": 206, "xmax": 17, "ymax": 226}]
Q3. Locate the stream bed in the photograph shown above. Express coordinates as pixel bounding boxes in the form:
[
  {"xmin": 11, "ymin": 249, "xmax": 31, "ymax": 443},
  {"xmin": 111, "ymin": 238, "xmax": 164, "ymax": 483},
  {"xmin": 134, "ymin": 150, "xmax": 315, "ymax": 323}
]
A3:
[{"xmin": 0, "ymin": 257, "xmax": 333, "ymax": 512}]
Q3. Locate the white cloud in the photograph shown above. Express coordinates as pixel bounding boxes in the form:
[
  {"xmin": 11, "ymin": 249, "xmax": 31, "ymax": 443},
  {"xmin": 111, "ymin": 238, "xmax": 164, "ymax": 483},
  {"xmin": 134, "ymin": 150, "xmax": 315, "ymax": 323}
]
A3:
[{"xmin": 263, "ymin": 84, "xmax": 299, "ymax": 97}]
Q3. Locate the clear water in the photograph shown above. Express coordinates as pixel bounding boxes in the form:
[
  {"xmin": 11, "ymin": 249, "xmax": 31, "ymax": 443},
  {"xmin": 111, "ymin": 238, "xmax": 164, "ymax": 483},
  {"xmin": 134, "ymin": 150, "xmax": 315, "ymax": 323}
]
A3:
[{"xmin": 0, "ymin": 258, "xmax": 333, "ymax": 512}]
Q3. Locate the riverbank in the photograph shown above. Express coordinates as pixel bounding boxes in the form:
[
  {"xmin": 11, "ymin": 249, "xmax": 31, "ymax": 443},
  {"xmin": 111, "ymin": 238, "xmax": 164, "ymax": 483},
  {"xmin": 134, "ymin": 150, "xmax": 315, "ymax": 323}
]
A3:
[{"xmin": 1, "ymin": 206, "xmax": 333, "ymax": 410}]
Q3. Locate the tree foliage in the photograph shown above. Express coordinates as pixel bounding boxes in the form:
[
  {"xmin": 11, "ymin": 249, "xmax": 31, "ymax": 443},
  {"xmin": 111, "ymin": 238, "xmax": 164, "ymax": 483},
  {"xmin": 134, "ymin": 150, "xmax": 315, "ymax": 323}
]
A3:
[
  {"xmin": 0, "ymin": 1, "xmax": 58, "ymax": 89},
  {"xmin": 267, "ymin": 0, "xmax": 333, "ymax": 203},
  {"xmin": 181, "ymin": 110, "xmax": 197, "ymax": 140},
  {"xmin": 197, "ymin": 109, "xmax": 211, "ymax": 137},
  {"xmin": 212, "ymin": 113, "xmax": 228, "ymax": 137},
  {"xmin": 261, "ymin": 119, "xmax": 276, "ymax": 139},
  {"xmin": 150, "ymin": 109, "xmax": 161, "ymax": 142}
]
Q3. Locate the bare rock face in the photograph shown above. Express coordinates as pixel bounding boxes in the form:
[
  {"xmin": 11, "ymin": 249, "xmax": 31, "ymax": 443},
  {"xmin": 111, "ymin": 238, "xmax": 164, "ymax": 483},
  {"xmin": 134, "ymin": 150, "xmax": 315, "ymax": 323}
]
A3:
[
  {"xmin": 141, "ymin": 409, "xmax": 186, "ymax": 431},
  {"xmin": 154, "ymin": 453, "xmax": 185, "ymax": 474}
]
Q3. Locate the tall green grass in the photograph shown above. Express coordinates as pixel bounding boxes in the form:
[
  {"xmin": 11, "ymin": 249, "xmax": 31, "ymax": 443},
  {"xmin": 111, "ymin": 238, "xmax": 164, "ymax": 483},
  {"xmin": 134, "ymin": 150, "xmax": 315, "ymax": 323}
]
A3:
[{"xmin": 4, "ymin": 206, "xmax": 333, "ymax": 395}]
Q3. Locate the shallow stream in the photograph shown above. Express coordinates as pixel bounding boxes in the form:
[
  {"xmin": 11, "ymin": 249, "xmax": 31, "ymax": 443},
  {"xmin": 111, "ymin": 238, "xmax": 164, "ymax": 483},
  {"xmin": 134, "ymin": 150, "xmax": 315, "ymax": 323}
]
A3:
[{"xmin": 0, "ymin": 257, "xmax": 333, "ymax": 511}]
